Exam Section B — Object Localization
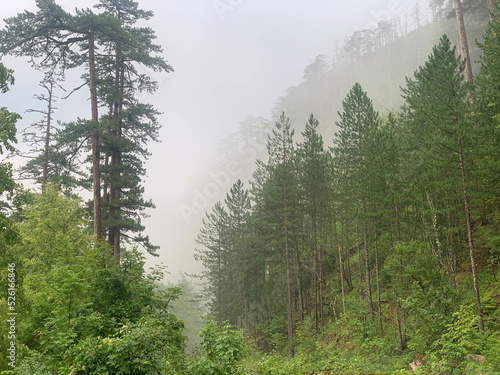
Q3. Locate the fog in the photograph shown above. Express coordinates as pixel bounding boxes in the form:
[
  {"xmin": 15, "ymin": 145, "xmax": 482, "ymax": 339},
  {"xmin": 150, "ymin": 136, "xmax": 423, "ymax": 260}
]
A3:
[{"xmin": 1, "ymin": 0, "xmax": 429, "ymax": 281}]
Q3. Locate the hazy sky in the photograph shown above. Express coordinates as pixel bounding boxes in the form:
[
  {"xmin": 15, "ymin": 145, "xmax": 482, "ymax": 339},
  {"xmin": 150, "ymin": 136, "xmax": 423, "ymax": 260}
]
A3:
[{"xmin": 1, "ymin": 0, "xmax": 428, "ymax": 280}]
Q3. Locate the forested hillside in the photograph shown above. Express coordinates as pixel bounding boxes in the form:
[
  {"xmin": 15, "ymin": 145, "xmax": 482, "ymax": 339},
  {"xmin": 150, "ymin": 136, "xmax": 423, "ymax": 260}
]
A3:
[
  {"xmin": 0, "ymin": 0, "xmax": 499, "ymax": 374},
  {"xmin": 193, "ymin": 1, "xmax": 500, "ymax": 374}
]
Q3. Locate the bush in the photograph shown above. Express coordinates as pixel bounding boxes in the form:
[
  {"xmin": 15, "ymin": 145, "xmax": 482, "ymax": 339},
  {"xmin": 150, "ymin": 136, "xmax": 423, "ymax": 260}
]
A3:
[{"xmin": 188, "ymin": 318, "xmax": 245, "ymax": 375}]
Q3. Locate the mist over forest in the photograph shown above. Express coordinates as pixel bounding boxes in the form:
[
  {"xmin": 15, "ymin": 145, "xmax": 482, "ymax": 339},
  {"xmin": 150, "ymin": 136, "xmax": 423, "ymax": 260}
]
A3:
[{"xmin": 0, "ymin": 0, "xmax": 499, "ymax": 374}]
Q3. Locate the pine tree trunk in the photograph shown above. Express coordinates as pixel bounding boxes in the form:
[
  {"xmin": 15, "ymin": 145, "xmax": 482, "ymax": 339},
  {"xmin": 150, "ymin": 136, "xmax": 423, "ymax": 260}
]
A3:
[
  {"xmin": 312, "ymin": 244, "xmax": 318, "ymax": 330},
  {"xmin": 393, "ymin": 285, "xmax": 407, "ymax": 351},
  {"xmin": 454, "ymin": 0, "xmax": 474, "ymax": 84},
  {"xmin": 89, "ymin": 29, "xmax": 101, "ymax": 241},
  {"xmin": 345, "ymin": 222, "xmax": 352, "ymax": 287},
  {"xmin": 319, "ymin": 243, "xmax": 324, "ymax": 327},
  {"xmin": 457, "ymin": 136, "xmax": 484, "ymax": 332},
  {"xmin": 42, "ymin": 81, "xmax": 53, "ymax": 185},
  {"xmin": 285, "ymin": 215, "xmax": 294, "ymax": 356},
  {"xmin": 356, "ymin": 220, "xmax": 364, "ymax": 303},
  {"xmin": 110, "ymin": 49, "xmax": 124, "ymax": 260},
  {"xmin": 296, "ymin": 243, "xmax": 305, "ymax": 321},
  {"xmin": 338, "ymin": 245, "xmax": 346, "ymax": 313},
  {"xmin": 282, "ymin": 127, "xmax": 294, "ymax": 357},
  {"xmin": 373, "ymin": 218, "xmax": 383, "ymax": 335},
  {"xmin": 363, "ymin": 215, "xmax": 374, "ymax": 319}
]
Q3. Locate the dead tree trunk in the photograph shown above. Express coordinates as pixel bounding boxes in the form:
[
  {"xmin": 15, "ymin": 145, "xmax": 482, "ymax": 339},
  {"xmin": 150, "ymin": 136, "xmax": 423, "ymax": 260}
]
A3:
[{"xmin": 454, "ymin": 0, "xmax": 474, "ymax": 84}]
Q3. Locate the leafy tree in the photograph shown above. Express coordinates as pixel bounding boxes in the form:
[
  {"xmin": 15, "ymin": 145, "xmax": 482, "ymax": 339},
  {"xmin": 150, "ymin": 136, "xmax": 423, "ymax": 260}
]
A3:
[
  {"xmin": 188, "ymin": 317, "xmax": 245, "ymax": 375},
  {"xmin": 68, "ymin": 313, "xmax": 186, "ymax": 375},
  {"xmin": 0, "ymin": 63, "xmax": 20, "ymax": 196}
]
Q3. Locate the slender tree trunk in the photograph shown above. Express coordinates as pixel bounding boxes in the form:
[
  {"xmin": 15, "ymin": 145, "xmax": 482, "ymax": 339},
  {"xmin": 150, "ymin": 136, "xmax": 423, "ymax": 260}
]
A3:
[
  {"xmin": 109, "ymin": 48, "xmax": 125, "ymax": 259},
  {"xmin": 338, "ymin": 245, "xmax": 346, "ymax": 313},
  {"xmin": 394, "ymin": 285, "xmax": 407, "ymax": 351},
  {"xmin": 89, "ymin": 29, "xmax": 101, "ymax": 241},
  {"xmin": 454, "ymin": 0, "xmax": 474, "ymax": 84},
  {"xmin": 345, "ymin": 221, "xmax": 352, "ymax": 287},
  {"xmin": 319, "ymin": 244, "xmax": 324, "ymax": 327},
  {"xmin": 458, "ymin": 136, "xmax": 484, "ymax": 332},
  {"xmin": 42, "ymin": 81, "xmax": 53, "ymax": 185},
  {"xmin": 285, "ymin": 211, "xmax": 294, "ymax": 356},
  {"xmin": 373, "ymin": 218, "xmax": 383, "ymax": 335},
  {"xmin": 217, "ymin": 236, "xmax": 222, "ymax": 324},
  {"xmin": 104, "ymin": 152, "xmax": 109, "ymax": 203},
  {"xmin": 282, "ymin": 128, "xmax": 294, "ymax": 357},
  {"xmin": 312, "ymin": 244, "xmax": 318, "ymax": 330},
  {"xmin": 356, "ymin": 220, "xmax": 364, "ymax": 303},
  {"xmin": 296, "ymin": 242, "xmax": 305, "ymax": 321},
  {"xmin": 363, "ymin": 217, "xmax": 374, "ymax": 320}
]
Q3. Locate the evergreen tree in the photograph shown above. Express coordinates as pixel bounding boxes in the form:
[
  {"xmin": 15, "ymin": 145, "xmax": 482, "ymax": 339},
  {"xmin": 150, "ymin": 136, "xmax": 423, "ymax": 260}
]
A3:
[
  {"xmin": 224, "ymin": 179, "xmax": 251, "ymax": 325},
  {"xmin": 401, "ymin": 34, "xmax": 483, "ymax": 331},
  {"xmin": 0, "ymin": 0, "xmax": 122, "ymax": 240},
  {"xmin": 94, "ymin": 0, "xmax": 173, "ymax": 258},
  {"xmin": 332, "ymin": 83, "xmax": 381, "ymax": 322},
  {"xmin": 195, "ymin": 201, "xmax": 230, "ymax": 324},
  {"xmin": 16, "ymin": 73, "xmax": 63, "ymax": 185},
  {"xmin": 0, "ymin": 0, "xmax": 172, "ymax": 255},
  {"xmin": 263, "ymin": 111, "xmax": 298, "ymax": 356},
  {"xmin": 296, "ymin": 114, "xmax": 331, "ymax": 329}
]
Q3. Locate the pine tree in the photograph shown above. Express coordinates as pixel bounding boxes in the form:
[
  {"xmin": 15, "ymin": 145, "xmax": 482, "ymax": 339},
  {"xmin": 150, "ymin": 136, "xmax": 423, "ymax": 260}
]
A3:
[
  {"xmin": 224, "ymin": 179, "xmax": 251, "ymax": 325},
  {"xmin": 264, "ymin": 111, "xmax": 298, "ymax": 356},
  {"xmin": 297, "ymin": 114, "xmax": 330, "ymax": 329},
  {"xmin": 332, "ymin": 83, "xmax": 381, "ymax": 322},
  {"xmin": 475, "ymin": 6, "xmax": 500, "ymax": 211},
  {"xmin": 195, "ymin": 202, "xmax": 230, "ymax": 323},
  {"xmin": 0, "ymin": 0, "xmax": 122, "ymax": 240},
  {"xmin": 0, "ymin": 0, "xmax": 172, "ymax": 254},
  {"xmin": 95, "ymin": 0, "xmax": 173, "ymax": 258},
  {"xmin": 401, "ymin": 34, "xmax": 483, "ymax": 332},
  {"xmin": 16, "ymin": 73, "xmax": 63, "ymax": 185}
]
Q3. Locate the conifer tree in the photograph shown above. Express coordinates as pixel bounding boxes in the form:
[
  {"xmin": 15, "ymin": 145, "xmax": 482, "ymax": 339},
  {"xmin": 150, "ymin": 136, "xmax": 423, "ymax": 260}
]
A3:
[
  {"xmin": 332, "ymin": 83, "xmax": 380, "ymax": 321},
  {"xmin": 0, "ymin": 0, "xmax": 122, "ymax": 240},
  {"xmin": 94, "ymin": 0, "xmax": 173, "ymax": 258},
  {"xmin": 401, "ymin": 34, "xmax": 483, "ymax": 332},
  {"xmin": 16, "ymin": 73, "xmax": 63, "ymax": 185},
  {"xmin": 0, "ymin": 0, "xmax": 172, "ymax": 254},
  {"xmin": 224, "ymin": 179, "xmax": 251, "ymax": 323},
  {"xmin": 297, "ymin": 114, "xmax": 330, "ymax": 329},
  {"xmin": 194, "ymin": 202, "xmax": 231, "ymax": 323},
  {"xmin": 264, "ymin": 111, "xmax": 298, "ymax": 356}
]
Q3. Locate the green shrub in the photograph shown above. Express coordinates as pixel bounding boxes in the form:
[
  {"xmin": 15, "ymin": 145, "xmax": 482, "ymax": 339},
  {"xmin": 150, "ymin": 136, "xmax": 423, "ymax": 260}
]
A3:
[{"xmin": 188, "ymin": 318, "xmax": 245, "ymax": 375}]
